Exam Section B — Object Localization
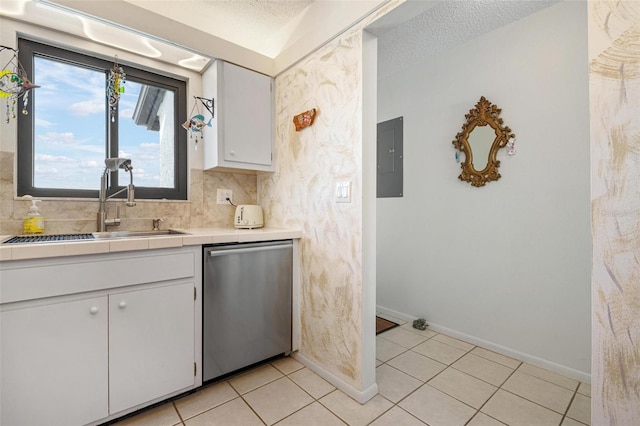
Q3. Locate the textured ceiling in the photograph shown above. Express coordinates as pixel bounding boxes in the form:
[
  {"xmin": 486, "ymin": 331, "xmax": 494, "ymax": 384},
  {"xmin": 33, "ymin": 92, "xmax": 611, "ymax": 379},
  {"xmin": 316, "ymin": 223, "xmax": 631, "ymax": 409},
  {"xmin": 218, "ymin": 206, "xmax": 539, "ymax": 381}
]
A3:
[
  {"xmin": 30, "ymin": 0, "xmax": 560, "ymax": 75},
  {"xmin": 125, "ymin": 0, "xmax": 559, "ymax": 75},
  {"xmin": 376, "ymin": 0, "xmax": 559, "ymax": 80},
  {"xmin": 124, "ymin": 0, "xmax": 314, "ymax": 58}
]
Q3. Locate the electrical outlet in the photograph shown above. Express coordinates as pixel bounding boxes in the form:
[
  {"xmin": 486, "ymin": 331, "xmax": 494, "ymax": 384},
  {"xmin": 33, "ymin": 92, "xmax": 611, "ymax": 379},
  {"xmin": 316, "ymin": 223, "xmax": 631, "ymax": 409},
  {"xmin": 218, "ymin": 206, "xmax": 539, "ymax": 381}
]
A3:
[{"xmin": 216, "ymin": 189, "xmax": 233, "ymax": 204}]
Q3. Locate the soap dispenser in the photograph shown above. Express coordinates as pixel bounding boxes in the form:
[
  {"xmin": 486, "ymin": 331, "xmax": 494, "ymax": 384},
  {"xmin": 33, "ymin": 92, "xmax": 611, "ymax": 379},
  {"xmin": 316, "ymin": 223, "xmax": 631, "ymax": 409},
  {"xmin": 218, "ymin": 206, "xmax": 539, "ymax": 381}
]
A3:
[{"xmin": 23, "ymin": 199, "xmax": 45, "ymax": 234}]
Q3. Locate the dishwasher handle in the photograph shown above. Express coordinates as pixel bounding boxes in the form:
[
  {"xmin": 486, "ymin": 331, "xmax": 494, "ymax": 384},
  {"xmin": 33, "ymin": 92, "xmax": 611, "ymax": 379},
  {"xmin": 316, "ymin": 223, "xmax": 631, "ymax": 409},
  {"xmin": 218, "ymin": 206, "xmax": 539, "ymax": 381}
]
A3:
[{"xmin": 207, "ymin": 243, "xmax": 292, "ymax": 257}]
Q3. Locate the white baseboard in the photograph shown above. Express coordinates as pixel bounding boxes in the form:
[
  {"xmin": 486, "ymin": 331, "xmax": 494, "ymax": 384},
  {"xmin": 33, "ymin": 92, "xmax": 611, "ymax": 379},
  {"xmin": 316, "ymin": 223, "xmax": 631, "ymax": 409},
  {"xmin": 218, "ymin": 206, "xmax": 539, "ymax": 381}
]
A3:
[
  {"xmin": 292, "ymin": 352, "xmax": 378, "ymax": 404},
  {"xmin": 376, "ymin": 305, "xmax": 417, "ymax": 323},
  {"xmin": 376, "ymin": 304, "xmax": 591, "ymax": 384}
]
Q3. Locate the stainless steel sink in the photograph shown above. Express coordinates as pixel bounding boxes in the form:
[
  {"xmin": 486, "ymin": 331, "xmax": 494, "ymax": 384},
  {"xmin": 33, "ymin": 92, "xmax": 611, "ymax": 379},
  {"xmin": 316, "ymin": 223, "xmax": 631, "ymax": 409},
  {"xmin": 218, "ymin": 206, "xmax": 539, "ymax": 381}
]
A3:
[{"xmin": 91, "ymin": 230, "xmax": 186, "ymax": 239}]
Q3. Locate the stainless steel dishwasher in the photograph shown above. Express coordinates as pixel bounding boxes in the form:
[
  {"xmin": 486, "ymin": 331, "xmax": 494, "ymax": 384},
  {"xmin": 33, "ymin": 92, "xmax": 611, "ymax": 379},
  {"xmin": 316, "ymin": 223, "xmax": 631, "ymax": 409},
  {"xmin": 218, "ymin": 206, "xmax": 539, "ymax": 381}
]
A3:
[{"xmin": 203, "ymin": 240, "xmax": 292, "ymax": 382}]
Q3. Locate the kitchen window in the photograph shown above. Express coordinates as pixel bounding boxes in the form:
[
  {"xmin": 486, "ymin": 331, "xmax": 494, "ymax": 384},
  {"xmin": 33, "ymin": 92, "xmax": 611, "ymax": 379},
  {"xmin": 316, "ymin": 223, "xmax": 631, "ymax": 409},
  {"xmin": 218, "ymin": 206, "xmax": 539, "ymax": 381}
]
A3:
[{"xmin": 16, "ymin": 38, "xmax": 188, "ymax": 200}]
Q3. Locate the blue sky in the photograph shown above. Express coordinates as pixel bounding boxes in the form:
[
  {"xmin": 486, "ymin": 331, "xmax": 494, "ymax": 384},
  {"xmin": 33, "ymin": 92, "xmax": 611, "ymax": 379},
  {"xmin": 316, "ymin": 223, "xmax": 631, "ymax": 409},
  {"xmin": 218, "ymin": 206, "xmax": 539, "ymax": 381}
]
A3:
[{"xmin": 33, "ymin": 56, "xmax": 172, "ymax": 190}]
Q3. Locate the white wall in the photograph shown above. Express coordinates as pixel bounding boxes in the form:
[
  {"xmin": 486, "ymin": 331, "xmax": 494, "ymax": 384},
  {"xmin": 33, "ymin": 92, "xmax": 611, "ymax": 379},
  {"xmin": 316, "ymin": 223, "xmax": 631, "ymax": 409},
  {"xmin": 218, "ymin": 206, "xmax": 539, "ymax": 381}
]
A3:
[{"xmin": 376, "ymin": 1, "xmax": 591, "ymax": 378}]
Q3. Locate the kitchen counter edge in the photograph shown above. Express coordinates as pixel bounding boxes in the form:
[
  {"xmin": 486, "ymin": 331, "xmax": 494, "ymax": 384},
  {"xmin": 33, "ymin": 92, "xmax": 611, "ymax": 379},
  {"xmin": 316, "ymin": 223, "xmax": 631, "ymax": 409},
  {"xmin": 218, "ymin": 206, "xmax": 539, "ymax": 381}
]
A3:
[{"xmin": 0, "ymin": 228, "xmax": 302, "ymax": 262}]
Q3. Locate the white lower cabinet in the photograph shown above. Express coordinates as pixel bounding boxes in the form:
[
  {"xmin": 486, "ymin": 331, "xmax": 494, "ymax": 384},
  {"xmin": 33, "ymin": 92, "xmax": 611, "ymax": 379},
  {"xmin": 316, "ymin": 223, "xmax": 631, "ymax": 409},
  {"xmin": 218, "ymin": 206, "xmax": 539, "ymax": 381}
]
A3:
[
  {"xmin": 109, "ymin": 282, "xmax": 195, "ymax": 414},
  {"xmin": 0, "ymin": 247, "xmax": 201, "ymax": 426},
  {"xmin": 1, "ymin": 296, "xmax": 109, "ymax": 426}
]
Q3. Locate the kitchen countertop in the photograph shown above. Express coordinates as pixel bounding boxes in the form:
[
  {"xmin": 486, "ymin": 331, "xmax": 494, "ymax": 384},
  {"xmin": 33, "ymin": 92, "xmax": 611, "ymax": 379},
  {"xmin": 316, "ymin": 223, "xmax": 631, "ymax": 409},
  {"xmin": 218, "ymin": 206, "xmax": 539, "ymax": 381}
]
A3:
[{"xmin": 0, "ymin": 228, "xmax": 302, "ymax": 262}]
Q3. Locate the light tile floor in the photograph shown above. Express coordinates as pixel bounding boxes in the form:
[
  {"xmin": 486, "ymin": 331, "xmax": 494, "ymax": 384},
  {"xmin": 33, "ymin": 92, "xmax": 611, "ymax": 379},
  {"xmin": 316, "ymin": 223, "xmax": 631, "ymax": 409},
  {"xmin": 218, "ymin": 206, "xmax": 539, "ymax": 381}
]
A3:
[{"xmin": 112, "ymin": 315, "xmax": 591, "ymax": 426}]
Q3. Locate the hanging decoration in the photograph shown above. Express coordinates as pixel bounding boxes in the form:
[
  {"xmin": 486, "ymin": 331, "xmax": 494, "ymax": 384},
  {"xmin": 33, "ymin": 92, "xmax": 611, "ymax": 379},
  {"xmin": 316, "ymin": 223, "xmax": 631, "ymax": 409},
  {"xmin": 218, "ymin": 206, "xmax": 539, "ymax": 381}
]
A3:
[
  {"xmin": 107, "ymin": 55, "xmax": 126, "ymax": 122},
  {"xmin": 182, "ymin": 96, "xmax": 213, "ymax": 149},
  {"xmin": 506, "ymin": 137, "xmax": 517, "ymax": 156},
  {"xmin": 293, "ymin": 108, "xmax": 317, "ymax": 131},
  {"xmin": 0, "ymin": 45, "xmax": 40, "ymax": 123}
]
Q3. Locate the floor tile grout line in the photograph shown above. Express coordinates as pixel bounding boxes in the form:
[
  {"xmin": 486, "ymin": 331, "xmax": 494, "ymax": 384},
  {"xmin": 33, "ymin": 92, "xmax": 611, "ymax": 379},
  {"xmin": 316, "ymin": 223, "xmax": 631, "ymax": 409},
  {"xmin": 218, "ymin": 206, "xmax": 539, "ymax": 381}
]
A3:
[
  {"xmin": 178, "ymin": 366, "xmax": 284, "ymax": 423},
  {"xmin": 227, "ymin": 367, "xmax": 285, "ymax": 396},
  {"xmin": 447, "ymin": 364, "xmax": 515, "ymax": 388},
  {"xmin": 468, "ymin": 347, "xmax": 523, "ymax": 369},
  {"xmin": 192, "ymin": 351, "xmax": 584, "ymax": 426},
  {"xmin": 381, "ymin": 329, "xmax": 477, "ymax": 364},
  {"xmin": 239, "ymin": 372, "xmax": 320, "ymax": 425},
  {"xmin": 174, "ymin": 390, "xmax": 241, "ymax": 423},
  {"xmin": 379, "ymin": 356, "xmax": 447, "ymax": 383},
  {"xmin": 123, "ymin": 329, "xmax": 590, "ymax": 425},
  {"xmin": 422, "ymin": 360, "xmax": 507, "ymax": 416},
  {"xmin": 378, "ymin": 344, "xmax": 530, "ymax": 426},
  {"xmin": 238, "ymin": 392, "xmax": 268, "ymax": 425},
  {"xmin": 259, "ymin": 395, "xmax": 318, "ymax": 425},
  {"xmin": 317, "ymin": 389, "xmax": 365, "ymax": 425},
  {"xmin": 376, "ymin": 330, "xmax": 436, "ymax": 350},
  {"xmin": 513, "ymin": 364, "xmax": 582, "ymax": 392},
  {"xmin": 470, "ymin": 360, "xmax": 521, "ymax": 423},
  {"xmin": 380, "ymin": 332, "xmax": 586, "ymax": 396},
  {"xmin": 378, "ymin": 327, "xmax": 534, "ymax": 374},
  {"xmin": 497, "ymin": 386, "xmax": 578, "ymax": 418},
  {"xmin": 559, "ymin": 382, "xmax": 581, "ymax": 425},
  {"xmin": 377, "ymin": 338, "xmax": 474, "ymax": 367},
  {"xmin": 464, "ymin": 410, "xmax": 507, "ymax": 426},
  {"xmin": 172, "ymin": 401, "xmax": 186, "ymax": 425}
]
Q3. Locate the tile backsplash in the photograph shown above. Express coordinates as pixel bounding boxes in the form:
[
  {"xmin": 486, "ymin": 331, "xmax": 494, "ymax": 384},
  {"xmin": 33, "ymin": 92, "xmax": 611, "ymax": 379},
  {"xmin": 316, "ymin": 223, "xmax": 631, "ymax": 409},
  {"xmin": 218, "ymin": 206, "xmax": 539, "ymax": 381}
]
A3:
[{"xmin": 0, "ymin": 151, "xmax": 257, "ymax": 235}]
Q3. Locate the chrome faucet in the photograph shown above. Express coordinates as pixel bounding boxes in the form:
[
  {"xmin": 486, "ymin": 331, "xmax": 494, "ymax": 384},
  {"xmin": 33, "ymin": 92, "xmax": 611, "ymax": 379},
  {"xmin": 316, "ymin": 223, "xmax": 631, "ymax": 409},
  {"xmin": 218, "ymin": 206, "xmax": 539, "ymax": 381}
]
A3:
[{"xmin": 97, "ymin": 158, "xmax": 136, "ymax": 232}]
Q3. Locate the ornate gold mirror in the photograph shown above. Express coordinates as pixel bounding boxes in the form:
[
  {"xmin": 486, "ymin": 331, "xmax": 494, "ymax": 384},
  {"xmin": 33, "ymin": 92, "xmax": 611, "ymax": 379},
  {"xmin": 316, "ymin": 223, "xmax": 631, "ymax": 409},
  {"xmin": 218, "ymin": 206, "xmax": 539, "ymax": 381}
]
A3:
[{"xmin": 452, "ymin": 96, "xmax": 515, "ymax": 187}]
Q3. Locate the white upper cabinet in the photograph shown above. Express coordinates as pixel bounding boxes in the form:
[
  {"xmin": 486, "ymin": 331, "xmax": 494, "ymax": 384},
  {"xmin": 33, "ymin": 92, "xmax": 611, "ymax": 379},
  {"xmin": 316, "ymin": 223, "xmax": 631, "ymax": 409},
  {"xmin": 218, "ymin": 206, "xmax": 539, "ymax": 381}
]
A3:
[{"xmin": 202, "ymin": 60, "xmax": 274, "ymax": 172}]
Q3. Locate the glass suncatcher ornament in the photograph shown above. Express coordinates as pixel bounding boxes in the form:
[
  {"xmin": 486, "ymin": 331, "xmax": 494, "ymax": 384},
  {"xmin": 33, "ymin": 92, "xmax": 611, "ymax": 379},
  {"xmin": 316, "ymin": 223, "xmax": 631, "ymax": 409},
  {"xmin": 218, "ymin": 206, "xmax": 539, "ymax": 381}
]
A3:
[
  {"xmin": 182, "ymin": 96, "xmax": 213, "ymax": 150},
  {"xmin": 107, "ymin": 56, "xmax": 126, "ymax": 122},
  {"xmin": 0, "ymin": 45, "xmax": 40, "ymax": 123}
]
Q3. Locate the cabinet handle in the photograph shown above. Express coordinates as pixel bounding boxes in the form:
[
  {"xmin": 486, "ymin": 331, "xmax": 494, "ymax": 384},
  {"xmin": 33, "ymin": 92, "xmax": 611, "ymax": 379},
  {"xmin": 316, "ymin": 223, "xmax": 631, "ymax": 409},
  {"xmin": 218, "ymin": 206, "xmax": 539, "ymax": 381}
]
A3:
[
  {"xmin": 89, "ymin": 306, "xmax": 99, "ymax": 315},
  {"xmin": 119, "ymin": 301, "xmax": 127, "ymax": 309},
  {"xmin": 229, "ymin": 150, "xmax": 235, "ymax": 156}
]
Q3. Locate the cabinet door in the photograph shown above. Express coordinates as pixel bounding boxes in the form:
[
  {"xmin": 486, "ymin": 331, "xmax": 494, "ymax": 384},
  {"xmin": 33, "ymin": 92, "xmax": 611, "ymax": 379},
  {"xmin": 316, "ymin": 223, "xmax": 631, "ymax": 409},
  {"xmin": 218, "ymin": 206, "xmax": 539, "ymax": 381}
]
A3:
[
  {"xmin": 222, "ymin": 61, "xmax": 273, "ymax": 167},
  {"xmin": 1, "ymin": 297, "xmax": 108, "ymax": 426},
  {"xmin": 109, "ymin": 282, "xmax": 195, "ymax": 414}
]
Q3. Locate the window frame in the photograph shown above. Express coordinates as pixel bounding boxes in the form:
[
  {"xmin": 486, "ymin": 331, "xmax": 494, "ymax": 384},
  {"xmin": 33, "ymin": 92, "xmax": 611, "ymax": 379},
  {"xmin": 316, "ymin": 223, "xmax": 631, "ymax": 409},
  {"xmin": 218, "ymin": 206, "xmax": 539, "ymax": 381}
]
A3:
[{"xmin": 17, "ymin": 38, "xmax": 188, "ymax": 200}]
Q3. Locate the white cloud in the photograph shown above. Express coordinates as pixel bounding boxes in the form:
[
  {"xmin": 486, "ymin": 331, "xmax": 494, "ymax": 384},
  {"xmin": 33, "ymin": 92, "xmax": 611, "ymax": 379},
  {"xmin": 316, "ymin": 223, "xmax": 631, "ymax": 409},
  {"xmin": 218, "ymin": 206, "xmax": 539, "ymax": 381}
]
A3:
[
  {"xmin": 37, "ymin": 131, "xmax": 77, "ymax": 145},
  {"xmin": 139, "ymin": 143, "xmax": 159, "ymax": 150},
  {"xmin": 79, "ymin": 145, "xmax": 107, "ymax": 154},
  {"xmin": 68, "ymin": 100, "xmax": 105, "ymax": 116},
  {"xmin": 136, "ymin": 152, "xmax": 160, "ymax": 162},
  {"xmin": 34, "ymin": 166, "xmax": 59, "ymax": 174},
  {"xmin": 119, "ymin": 107, "xmax": 136, "ymax": 119},
  {"xmin": 35, "ymin": 58, "xmax": 106, "ymax": 117},
  {"xmin": 80, "ymin": 160, "xmax": 99, "ymax": 169},
  {"xmin": 34, "ymin": 117, "xmax": 55, "ymax": 128},
  {"xmin": 35, "ymin": 153, "xmax": 75, "ymax": 163}
]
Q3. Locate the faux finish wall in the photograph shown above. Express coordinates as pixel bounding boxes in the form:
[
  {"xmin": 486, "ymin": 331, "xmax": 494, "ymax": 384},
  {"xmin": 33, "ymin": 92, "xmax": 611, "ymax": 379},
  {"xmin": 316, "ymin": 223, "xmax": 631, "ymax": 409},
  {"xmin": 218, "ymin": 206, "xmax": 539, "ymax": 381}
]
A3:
[
  {"xmin": 589, "ymin": 1, "xmax": 640, "ymax": 422},
  {"xmin": 258, "ymin": 28, "xmax": 366, "ymax": 390},
  {"xmin": 258, "ymin": 1, "xmax": 402, "ymax": 398},
  {"xmin": 376, "ymin": 1, "xmax": 591, "ymax": 378}
]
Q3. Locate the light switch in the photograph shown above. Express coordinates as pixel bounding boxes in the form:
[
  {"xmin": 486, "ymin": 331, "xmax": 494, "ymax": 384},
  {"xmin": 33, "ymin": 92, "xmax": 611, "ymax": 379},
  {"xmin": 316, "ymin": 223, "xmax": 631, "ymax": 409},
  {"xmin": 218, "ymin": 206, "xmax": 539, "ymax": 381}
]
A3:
[{"xmin": 336, "ymin": 181, "xmax": 352, "ymax": 203}]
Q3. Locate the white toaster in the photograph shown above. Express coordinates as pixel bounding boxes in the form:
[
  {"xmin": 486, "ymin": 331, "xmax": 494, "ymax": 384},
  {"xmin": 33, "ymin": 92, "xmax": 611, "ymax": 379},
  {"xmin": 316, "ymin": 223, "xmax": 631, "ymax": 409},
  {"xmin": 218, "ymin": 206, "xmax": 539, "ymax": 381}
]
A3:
[{"xmin": 234, "ymin": 205, "xmax": 264, "ymax": 229}]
